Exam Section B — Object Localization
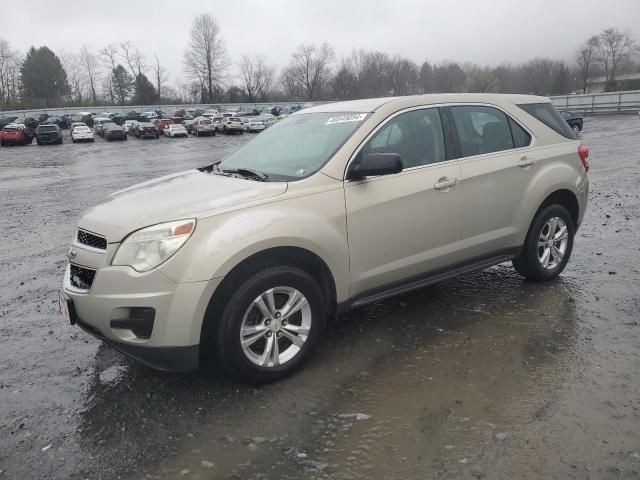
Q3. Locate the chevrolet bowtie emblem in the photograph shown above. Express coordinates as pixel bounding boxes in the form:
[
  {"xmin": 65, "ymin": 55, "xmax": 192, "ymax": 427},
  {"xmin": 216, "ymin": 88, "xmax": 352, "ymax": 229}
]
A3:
[{"xmin": 67, "ymin": 247, "xmax": 78, "ymax": 260}]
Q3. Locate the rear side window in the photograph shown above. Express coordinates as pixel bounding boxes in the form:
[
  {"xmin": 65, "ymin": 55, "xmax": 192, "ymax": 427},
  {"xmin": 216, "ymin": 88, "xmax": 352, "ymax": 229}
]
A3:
[
  {"xmin": 450, "ymin": 106, "xmax": 514, "ymax": 156},
  {"xmin": 518, "ymin": 103, "xmax": 576, "ymax": 139},
  {"xmin": 508, "ymin": 118, "xmax": 532, "ymax": 148}
]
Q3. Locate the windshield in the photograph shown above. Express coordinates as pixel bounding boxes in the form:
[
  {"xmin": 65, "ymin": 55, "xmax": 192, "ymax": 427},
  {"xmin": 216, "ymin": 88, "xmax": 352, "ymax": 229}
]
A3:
[
  {"xmin": 221, "ymin": 112, "xmax": 368, "ymax": 181},
  {"xmin": 38, "ymin": 126, "xmax": 57, "ymax": 132}
]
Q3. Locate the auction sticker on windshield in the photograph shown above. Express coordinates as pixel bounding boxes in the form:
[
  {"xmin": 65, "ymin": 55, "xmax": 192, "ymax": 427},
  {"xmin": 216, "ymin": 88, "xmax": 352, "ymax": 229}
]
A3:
[{"xmin": 325, "ymin": 113, "xmax": 367, "ymax": 125}]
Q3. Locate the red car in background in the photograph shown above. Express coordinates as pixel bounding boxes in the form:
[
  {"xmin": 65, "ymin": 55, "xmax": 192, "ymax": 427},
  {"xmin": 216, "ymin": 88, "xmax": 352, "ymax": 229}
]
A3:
[
  {"xmin": 153, "ymin": 118, "xmax": 174, "ymax": 135},
  {"xmin": 0, "ymin": 124, "xmax": 33, "ymax": 146}
]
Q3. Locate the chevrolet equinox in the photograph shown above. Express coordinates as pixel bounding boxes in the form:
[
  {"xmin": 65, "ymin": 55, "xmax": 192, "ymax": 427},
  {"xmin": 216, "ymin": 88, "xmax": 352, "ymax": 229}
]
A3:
[{"xmin": 60, "ymin": 94, "xmax": 590, "ymax": 382}]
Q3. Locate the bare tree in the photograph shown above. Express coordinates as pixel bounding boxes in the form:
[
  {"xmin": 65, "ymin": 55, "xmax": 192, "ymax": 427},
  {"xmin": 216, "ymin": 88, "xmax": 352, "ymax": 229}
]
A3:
[
  {"xmin": 388, "ymin": 55, "xmax": 419, "ymax": 95},
  {"xmin": 238, "ymin": 54, "xmax": 274, "ymax": 102},
  {"xmin": 596, "ymin": 28, "xmax": 635, "ymax": 83},
  {"xmin": 79, "ymin": 45, "xmax": 100, "ymax": 105},
  {"xmin": 100, "ymin": 44, "xmax": 119, "ymax": 103},
  {"xmin": 0, "ymin": 38, "xmax": 21, "ymax": 108},
  {"xmin": 183, "ymin": 14, "xmax": 229, "ymax": 103},
  {"xmin": 60, "ymin": 50, "xmax": 87, "ymax": 105},
  {"xmin": 465, "ymin": 65, "xmax": 498, "ymax": 93},
  {"xmin": 153, "ymin": 53, "xmax": 169, "ymax": 102},
  {"xmin": 285, "ymin": 43, "xmax": 334, "ymax": 100},
  {"xmin": 575, "ymin": 36, "xmax": 600, "ymax": 93},
  {"xmin": 120, "ymin": 41, "xmax": 146, "ymax": 78}
]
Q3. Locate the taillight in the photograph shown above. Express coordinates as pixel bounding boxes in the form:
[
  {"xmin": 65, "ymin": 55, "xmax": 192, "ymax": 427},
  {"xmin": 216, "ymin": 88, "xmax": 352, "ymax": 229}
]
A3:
[{"xmin": 578, "ymin": 145, "xmax": 589, "ymax": 172}]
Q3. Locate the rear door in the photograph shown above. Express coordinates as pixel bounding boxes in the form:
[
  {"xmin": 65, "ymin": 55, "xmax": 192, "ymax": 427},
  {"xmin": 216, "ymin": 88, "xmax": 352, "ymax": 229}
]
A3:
[
  {"xmin": 344, "ymin": 107, "xmax": 464, "ymax": 298},
  {"xmin": 446, "ymin": 105, "xmax": 534, "ymax": 258}
]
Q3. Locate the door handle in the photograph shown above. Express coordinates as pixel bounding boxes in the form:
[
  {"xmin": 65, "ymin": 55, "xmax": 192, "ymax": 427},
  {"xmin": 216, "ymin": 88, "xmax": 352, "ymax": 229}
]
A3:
[
  {"xmin": 518, "ymin": 156, "xmax": 536, "ymax": 167},
  {"xmin": 434, "ymin": 177, "xmax": 458, "ymax": 190}
]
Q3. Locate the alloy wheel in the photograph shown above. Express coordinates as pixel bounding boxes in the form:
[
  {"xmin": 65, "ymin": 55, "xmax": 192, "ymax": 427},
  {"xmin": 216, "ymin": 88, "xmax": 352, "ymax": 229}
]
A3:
[
  {"xmin": 239, "ymin": 287, "xmax": 312, "ymax": 368},
  {"xmin": 537, "ymin": 217, "xmax": 569, "ymax": 270}
]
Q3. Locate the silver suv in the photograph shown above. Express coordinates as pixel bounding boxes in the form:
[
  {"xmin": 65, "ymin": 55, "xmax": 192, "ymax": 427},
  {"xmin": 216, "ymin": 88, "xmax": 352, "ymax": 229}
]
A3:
[{"xmin": 60, "ymin": 94, "xmax": 589, "ymax": 382}]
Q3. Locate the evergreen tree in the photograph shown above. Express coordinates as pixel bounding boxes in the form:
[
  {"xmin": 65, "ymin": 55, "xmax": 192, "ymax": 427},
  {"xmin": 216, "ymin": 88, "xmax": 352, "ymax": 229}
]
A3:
[
  {"xmin": 132, "ymin": 73, "xmax": 157, "ymax": 105},
  {"xmin": 21, "ymin": 46, "xmax": 70, "ymax": 107},
  {"xmin": 111, "ymin": 64, "xmax": 134, "ymax": 104}
]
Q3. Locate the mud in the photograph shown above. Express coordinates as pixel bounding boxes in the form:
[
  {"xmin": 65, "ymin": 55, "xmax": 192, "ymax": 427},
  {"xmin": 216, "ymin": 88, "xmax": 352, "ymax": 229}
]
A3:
[{"xmin": 1, "ymin": 117, "xmax": 639, "ymax": 480}]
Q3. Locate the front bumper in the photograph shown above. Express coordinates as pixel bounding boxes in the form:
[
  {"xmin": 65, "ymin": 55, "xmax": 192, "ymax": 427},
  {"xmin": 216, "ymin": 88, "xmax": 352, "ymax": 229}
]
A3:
[{"xmin": 62, "ymin": 258, "xmax": 221, "ymax": 371}]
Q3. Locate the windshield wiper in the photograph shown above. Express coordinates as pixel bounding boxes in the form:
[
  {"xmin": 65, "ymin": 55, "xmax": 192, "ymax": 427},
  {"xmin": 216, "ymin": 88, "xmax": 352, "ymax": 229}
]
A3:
[
  {"xmin": 222, "ymin": 167, "xmax": 268, "ymax": 182},
  {"xmin": 198, "ymin": 160, "xmax": 222, "ymax": 173}
]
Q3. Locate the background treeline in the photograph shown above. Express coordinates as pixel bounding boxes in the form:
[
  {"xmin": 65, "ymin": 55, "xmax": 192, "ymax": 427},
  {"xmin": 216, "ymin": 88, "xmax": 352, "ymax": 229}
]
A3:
[{"xmin": 0, "ymin": 14, "xmax": 638, "ymax": 110}]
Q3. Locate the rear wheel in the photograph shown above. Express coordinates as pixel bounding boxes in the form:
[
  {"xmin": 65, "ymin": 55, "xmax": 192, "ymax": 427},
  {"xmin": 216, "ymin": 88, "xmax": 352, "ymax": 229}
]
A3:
[
  {"xmin": 512, "ymin": 204, "xmax": 575, "ymax": 281},
  {"xmin": 216, "ymin": 266, "xmax": 326, "ymax": 383}
]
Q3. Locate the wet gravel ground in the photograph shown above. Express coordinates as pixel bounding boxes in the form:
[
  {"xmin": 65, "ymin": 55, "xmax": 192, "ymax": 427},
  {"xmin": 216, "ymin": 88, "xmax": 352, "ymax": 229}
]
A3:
[{"xmin": 1, "ymin": 116, "xmax": 639, "ymax": 480}]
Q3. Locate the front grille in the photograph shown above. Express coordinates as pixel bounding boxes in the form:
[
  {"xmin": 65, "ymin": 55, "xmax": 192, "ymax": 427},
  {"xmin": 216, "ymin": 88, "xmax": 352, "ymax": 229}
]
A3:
[
  {"xmin": 77, "ymin": 229, "xmax": 107, "ymax": 250},
  {"xmin": 70, "ymin": 264, "xmax": 96, "ymax": 290}
]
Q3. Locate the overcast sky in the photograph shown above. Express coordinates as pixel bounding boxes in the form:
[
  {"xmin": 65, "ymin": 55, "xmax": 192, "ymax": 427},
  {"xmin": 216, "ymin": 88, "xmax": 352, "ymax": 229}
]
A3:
[{"xmin": 1, "ymin": 0, "xmax": 638, "ymax": 87}]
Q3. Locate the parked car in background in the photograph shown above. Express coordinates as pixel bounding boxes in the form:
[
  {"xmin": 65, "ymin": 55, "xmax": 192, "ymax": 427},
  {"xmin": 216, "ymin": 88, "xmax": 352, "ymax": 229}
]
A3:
[
  {"xmin": 123, "ymin": 120, "xmax": 138, "ymax": 134},
  {"xmin": 70, "ymin": 112, "xmax": 94, "ymax": 128},
  {"xmin": 126, "ymin": 111, "xmax": 139, "ymax": 120},
  {"xmin": 192, "ymin": 117, "xmax": 216, "ymax": 136},
  {"xmin": 51, "ymin": 114, "xmax": 71, "ymax": 129},
  {"xmin": 0, "ymin": 116, "xmax": 18, "ymax": 129},
  {"xmin": 59, "ymin": 94, "xmax": 589, "ymax": 381},
  {"xmin": 71, "ymin": 126, "xmax": 95, "ymax": 143},
  {"xmin": 112, "ymin": 114, "xmax": 126, "ymax": 126},
  {"xmin": 35, "ymin": 124, "xmax": 63, "ymax": 145},
  {"xmin": 153, "ymin": 118, "xmax": 173, "ymax": 135},
  {"xmin": 212, "ymin": 115, "xmax": 224, "ymax": 131},
  {"xmin": 0, "ymin": 124, "xmax": 33, "ymax": 146},
  {"xmin": 21, "ymin": 117, "xmax": 40, "ymax": 129},
  {"xmin": 243, "ymin": 118, "xmax": 266, "ymax": 133},
  {"xmin": 182, "ymin": 119, "xmax": 195, "ymax": 134},
  {"xmin": 69, "ymin": 122, "xmax": 87, "ymax": 136},
  {"xmin": 221, "ymin": 116, "xmax": 243, "ymax": 134},
  {"xmin": 132, "ymin": 122, "xmax": 159, "ymax": 139},
  {"xmin": 103, "ymin": 123, "xmax": 127, "ymax": 141},
  {"xmin": 93, "ymin": 118, "xmax": 114, "ymax": 137},
  {"xmin": 559, "ymin": 111, "xmax": 583, "ymax": 135},
  {"xmin": 141, "ymin": 111, "xmax": 158, "ymax": 122},
  {"xmin": 164, "ymin": 123, "xmax": 188, "ymax": 138}
]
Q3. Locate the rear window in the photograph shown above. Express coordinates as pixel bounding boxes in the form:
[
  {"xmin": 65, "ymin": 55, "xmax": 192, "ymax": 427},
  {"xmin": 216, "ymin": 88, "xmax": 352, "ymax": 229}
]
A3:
[
  {"xmin": 518, "ymin": 103, "xmax": 576, "ymax": 139},
  {"xmin": 230, "ymin": 117, "xmax": 240, "ymax": 122}
]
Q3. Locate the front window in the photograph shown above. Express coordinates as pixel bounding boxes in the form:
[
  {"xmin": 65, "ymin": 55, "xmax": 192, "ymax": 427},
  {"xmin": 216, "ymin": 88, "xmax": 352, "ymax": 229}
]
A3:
[{"xmin": 221, "ymin": 112, "xmax": 368, "ymax": 181}]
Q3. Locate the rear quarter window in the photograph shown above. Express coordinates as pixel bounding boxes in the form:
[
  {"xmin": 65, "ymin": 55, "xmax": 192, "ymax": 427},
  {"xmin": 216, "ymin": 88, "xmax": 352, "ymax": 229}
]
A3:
[{"xmin": 518, "ymin": 103, "xmax": 576, "ymax": 139}]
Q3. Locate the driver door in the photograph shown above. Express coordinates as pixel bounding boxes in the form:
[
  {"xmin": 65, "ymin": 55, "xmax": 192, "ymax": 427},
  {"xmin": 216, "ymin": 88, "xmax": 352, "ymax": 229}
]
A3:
[{"xmin": 344, "ymin": 107, "xmax": 464, "ymax": 299}]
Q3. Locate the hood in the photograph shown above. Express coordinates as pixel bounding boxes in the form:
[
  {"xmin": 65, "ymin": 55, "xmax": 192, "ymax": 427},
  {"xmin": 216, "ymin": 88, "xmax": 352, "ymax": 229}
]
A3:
[{"xmin": 78, "ymin": 169, "xmax": 288, "ymax": 242}]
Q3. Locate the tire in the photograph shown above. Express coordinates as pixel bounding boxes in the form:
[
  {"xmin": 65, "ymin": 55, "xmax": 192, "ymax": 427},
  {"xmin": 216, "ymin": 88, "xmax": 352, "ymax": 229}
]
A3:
[
  {"xmin": 512, "ymin": 204, "xmax": 575, "ymax": 281},
  {"xmin": 59, "ymin": 138, "xmax": 63, "ymax": 144},
  {"xmin": 223, "ymin": 126, "xmax": 227, "ymax": 135},
  {"xmin": 72, "ymin": 139, "xmax": 76, "ymax": 143},
  {"xmin": 37, "ymin": 139, "xmax": 41, "ymax": 146},
  {"xmin": 216, "ymin": 266, "xmax": 327, "ymax": 383}
]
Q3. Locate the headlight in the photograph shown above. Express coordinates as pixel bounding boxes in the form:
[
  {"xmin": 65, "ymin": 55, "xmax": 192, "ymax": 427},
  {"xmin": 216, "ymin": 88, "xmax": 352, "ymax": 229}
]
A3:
[{"xmin": 111, "ymin": 219, "xmax": 196, "ymax": 272}]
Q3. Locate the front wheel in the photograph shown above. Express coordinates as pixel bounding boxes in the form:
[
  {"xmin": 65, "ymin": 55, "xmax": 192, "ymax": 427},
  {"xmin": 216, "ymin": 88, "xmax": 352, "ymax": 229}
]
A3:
[
  {"xmin": 216, "ymin": 266, "xmax": 326, "ymax": 383},
  {"xmin": 512, "ymin": 204, "xmax": 575, "ymax": 281}
]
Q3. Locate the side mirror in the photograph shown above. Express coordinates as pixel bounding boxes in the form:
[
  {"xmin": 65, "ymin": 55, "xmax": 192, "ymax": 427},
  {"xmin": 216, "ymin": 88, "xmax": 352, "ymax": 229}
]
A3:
[{"xmin": 348, "ymin": 153, "xmax": 403, "ymax": 180}]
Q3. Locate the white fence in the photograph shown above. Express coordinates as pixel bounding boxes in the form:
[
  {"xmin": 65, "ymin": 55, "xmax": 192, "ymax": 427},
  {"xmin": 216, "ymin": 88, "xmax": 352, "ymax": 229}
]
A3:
[{"xmin": 550, "ymin": 90, "xmax": 640, "ymax": 114}]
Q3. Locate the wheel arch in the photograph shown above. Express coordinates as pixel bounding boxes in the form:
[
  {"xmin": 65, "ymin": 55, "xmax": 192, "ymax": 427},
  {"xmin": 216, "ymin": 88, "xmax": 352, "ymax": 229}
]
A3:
[
  {"xmin": 536, "ymin": 189, "xmax": 580, "ymax": 228},
  {"xmin": 198, "ymin": 246, "xmax": 338, "ymax": 359}
]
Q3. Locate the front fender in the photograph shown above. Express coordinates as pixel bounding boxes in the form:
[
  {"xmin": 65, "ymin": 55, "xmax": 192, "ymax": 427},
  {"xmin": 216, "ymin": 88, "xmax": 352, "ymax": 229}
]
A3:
[{"xmin": 159, "ymin": 188, "xmax": 350, "ymax": 303}]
